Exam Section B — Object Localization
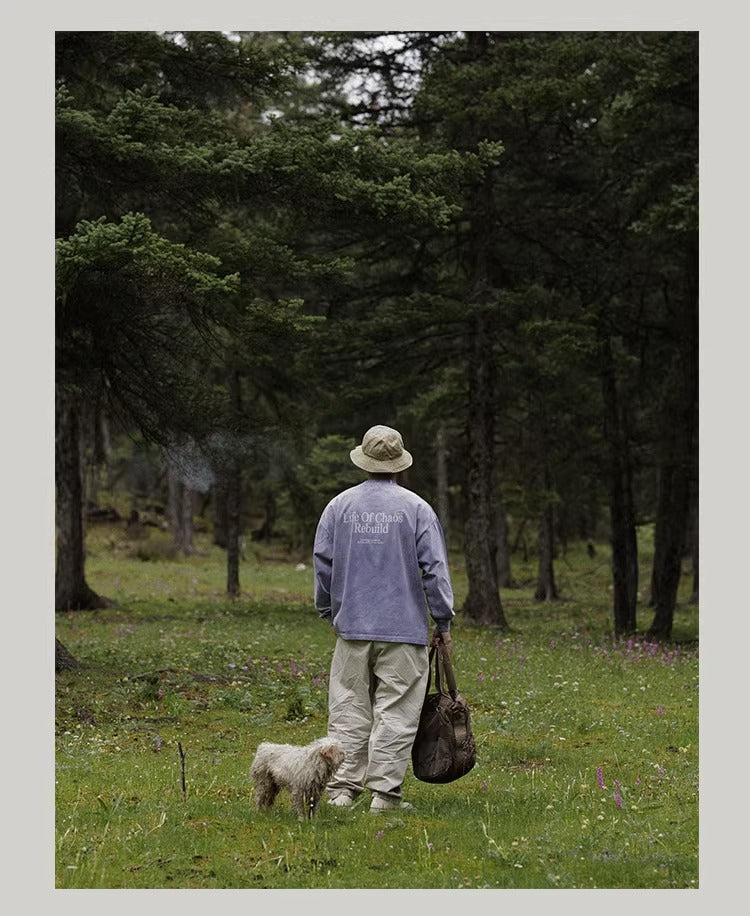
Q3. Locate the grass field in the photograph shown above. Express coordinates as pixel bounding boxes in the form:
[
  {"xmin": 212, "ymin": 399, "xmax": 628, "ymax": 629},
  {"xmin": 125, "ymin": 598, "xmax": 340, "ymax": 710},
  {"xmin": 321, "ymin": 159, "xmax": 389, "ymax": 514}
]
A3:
[{"xmin": 55, "ymin": 523, "xmax": 699, "ymax": 889}]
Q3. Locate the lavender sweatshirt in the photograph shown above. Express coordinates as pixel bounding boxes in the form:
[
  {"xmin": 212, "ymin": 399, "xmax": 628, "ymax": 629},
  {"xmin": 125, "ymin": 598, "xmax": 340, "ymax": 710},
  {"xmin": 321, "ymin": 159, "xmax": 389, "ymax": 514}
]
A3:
[{"xmin": 313, "ymin": 479, "xmax": 455, "ymax": 645}]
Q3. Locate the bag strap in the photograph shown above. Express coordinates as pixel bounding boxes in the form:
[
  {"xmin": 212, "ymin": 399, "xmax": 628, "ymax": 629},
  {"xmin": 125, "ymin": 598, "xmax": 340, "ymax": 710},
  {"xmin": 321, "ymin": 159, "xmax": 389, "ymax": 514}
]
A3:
[
  {"xmin": 424, "ymin": 642, "xmax": 460, "ymax": 701},
  {"xmin": 437, "ymin": 642, "xmax": 459, "ymax": 700},
  {"xmin": 425, "ymin": 646, "xmax": 437, "ymax": 695},
  {"xmin": 424, "ymin": 646, "xmax": 445, "ymax": 697}
]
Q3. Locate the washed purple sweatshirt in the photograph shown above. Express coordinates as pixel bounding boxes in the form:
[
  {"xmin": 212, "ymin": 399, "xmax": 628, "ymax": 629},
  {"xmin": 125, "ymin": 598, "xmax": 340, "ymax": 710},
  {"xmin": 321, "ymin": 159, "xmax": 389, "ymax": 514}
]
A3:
[{"xmin": 313, "ymin": 479, "xmax": 455, "ymax": 645}]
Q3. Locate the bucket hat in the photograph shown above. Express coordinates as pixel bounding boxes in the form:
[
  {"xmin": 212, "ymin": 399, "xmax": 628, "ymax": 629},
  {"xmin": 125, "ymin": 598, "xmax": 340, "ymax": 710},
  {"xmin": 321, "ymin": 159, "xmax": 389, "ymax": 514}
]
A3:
[{"xmin": 350, "ymin": 425, "xmax": 413, "ymax": 473}]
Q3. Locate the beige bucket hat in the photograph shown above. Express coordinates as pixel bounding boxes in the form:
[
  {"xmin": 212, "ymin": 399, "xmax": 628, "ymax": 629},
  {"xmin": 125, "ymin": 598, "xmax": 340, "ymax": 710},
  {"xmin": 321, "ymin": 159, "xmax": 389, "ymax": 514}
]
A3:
[{"xmin": 350, "ymin": 425, "xmax": 413, "ymax": 473}]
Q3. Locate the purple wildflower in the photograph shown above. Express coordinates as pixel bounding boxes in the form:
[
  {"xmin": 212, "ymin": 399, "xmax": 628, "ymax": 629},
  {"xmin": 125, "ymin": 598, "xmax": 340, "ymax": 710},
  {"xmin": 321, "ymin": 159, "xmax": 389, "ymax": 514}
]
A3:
[
  {"xmin": 614, "ymin": 791, "xmax": 623, "ymax": 809},
  {"xmin": 596, "ymin": 766, "xmax": 605, "ymax": 789},
  {"xmin": 375, "ymin": 830, "xmax": 384, "ymax": 840},
  {"xmin": 481, "ymin": 780, "xmax": 489, "ymax": 792},
  {"xmin": 657, "ymin": 705, "xmax": 664, "ymax": 716}
]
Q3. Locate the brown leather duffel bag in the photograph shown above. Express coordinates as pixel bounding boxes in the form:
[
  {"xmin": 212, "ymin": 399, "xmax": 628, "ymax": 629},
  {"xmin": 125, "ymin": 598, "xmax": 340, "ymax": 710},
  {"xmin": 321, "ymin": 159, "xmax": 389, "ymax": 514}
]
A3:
[{"xmin": 411, "ymin": 642, "xmax": 476, "ymax": 784}]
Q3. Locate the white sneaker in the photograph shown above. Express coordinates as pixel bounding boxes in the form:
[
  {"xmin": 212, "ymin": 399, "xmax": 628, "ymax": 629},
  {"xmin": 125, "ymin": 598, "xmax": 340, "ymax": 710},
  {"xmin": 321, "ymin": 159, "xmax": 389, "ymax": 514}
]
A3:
[
  {"xmin": 370, "ymin": 795, "xmax": 414, "ymax": 812},
  {"xmin": 329, "ymin": 793, "xmax": 354, "ymax": 808}
]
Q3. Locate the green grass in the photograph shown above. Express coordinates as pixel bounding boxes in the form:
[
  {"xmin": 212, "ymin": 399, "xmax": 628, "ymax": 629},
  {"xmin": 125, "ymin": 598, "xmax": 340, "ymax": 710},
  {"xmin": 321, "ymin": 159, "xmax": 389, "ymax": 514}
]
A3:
[{"xmin": 55, "ymin": 524, "xmax": 698, "ymax": 889}]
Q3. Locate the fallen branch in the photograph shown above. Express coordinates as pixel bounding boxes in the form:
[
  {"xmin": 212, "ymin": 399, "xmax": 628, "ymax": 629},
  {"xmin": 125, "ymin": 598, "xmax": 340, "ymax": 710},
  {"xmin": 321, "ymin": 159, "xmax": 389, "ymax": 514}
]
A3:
[{"xmin": 178, "ymin": 742, "xmax": 187, "ymax": 800}]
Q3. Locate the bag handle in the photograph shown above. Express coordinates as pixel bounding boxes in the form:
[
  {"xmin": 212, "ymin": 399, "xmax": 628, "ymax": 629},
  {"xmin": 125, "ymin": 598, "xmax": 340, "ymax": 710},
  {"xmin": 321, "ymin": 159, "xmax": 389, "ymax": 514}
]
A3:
[
  {"xmin": 437, "ymin": 641, "xmax": 459, "ymax": 700},
  {"xmin": 425, "ymin": 646, "xmax": 437, "ymax": 695},
  {"xmin": 426, "ymin": 641, "xmax": 459, "ymax": 700}
]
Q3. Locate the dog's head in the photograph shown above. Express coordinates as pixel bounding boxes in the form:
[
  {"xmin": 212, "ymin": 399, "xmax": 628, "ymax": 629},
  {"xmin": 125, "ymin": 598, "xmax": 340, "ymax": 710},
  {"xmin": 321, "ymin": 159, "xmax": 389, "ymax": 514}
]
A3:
[{"xmin": 320, "ymin": 742, "xmax": 346, "ymax": 771}]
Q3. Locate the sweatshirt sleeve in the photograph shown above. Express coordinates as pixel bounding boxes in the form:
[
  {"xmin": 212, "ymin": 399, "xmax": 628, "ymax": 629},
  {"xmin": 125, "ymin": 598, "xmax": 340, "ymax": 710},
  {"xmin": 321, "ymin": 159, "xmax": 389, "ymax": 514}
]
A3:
[
  {"xmin": 313, "ymin": 510, "xmax": 333, "ymax": 622},
  {"xmin": 416, "ymin": 513, "xmax": 455, "ymax": 632}
]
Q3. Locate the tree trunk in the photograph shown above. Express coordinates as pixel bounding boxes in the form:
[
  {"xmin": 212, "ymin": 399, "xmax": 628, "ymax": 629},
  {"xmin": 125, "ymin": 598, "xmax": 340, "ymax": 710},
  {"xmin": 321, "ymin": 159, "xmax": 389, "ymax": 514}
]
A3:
[
  {"xmin": 167, "ymin": 465, "xmax": 195, "ymax": 555},
  {"xmin": 462, "ymin": 315, "xmax": 507, "ymax": 627},
  {"xmin": 257, "ymin": 489, "xmax": 276, "ymax": 543},
  {"xmin": 55, "ymin": 637, "xmax": 81, "ymax": 672},
  {"xmin": 435, "ymin": 422, "xmax": 450, "ymax": 547},
  {"xmin": 226, "ymin": 367, "xmax": 243, "ymax": 597},
  {"xmin": 600, "ymin": 336, "xmax": 638, "ymax": 635},
  {"xmin": 534, "ymin": 501, "xmax": 559, "ymax": 601},
  {"xmin": 168, "ymin": 466, "xmax": 181, "ymax": 545},
  {"xmin": 55, "ymin": 386, "xmax": 110, "ymax": 611},
  {"xmin": 647, "ymin": 236, "xmax": 698, "ymax": 639},
  {"xmin": 511, "ymin": 517, "xmax": 528, "ymax": 555},
  {"xmin": 458, "ymin": 31, "xmax": 507, "ymax": 627},
  {"xmin": 226, "ymin": 466, "xmax": 242, "ymax": 596},
  {"xmin": 213, "ymin": 474, "xmax": 229, "ymax": 547},
  {"xmin": 496, "ymin": 500, "xmax": 512, "ymax": 588},
  {"xmin": 86, "ymin": 405, "xmax": 111, "ymax": 507},
  {"xmin": 182, "ymin": 486, "xmax": 195, "ymax": 551},
  {"xmin": 533, "ymin": 435, "xmax": 558, "ymax": 600},
  {"xmin": 556, "ymin": 505, "xmax": 568, "ymax": 558},
  {"xmin": 647, "ymin": 445, "xmax": 690, "ymax": 638}
]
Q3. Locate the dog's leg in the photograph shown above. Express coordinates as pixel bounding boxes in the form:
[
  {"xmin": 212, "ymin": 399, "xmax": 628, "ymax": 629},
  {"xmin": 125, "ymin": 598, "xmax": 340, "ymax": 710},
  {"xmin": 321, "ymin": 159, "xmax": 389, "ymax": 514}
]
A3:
[
  {"xmin": 291, "ymin": 788, "xmax": 312, "ymax": 820},
  {"xmin": 307, "ymin": 787, "xmax": 322, "ymax": 818},
  {"xmin": 254, "ymin": 771, "xmax": 281, "ymax": 810}
]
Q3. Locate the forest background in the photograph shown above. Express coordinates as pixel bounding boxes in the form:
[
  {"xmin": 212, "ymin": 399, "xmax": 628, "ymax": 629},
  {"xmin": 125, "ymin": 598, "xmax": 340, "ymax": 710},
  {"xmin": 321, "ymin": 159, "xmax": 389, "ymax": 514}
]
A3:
[{"xmin": 54, "ymin": 30, "xmax": 698, "ymax": 644}]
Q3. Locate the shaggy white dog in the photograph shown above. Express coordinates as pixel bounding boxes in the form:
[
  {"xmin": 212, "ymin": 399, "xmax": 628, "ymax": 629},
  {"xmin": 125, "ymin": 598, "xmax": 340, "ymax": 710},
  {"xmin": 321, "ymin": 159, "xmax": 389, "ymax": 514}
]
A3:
[{"xmin": 250, "ymin": 737, "xmax": 346, "ymax": 819}]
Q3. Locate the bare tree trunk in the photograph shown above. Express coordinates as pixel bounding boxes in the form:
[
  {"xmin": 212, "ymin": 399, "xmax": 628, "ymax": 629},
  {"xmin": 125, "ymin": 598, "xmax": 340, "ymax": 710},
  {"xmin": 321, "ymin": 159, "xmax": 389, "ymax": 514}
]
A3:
[
  {"xmin": 226, "ymin": 467, "xmax": 242, "ymax": 596},
  {"xmin": 182, "ymin": 486, "xmax": 195, "ymax": 552},
  {"xmin": 532, "ymin": 431, "xmax": 558, "ymax": 600},
  {"xmin": 600, "ymin": 336, "xmax": 638, "ymax": 636},
  {"xmin": 496, "ymin": 500, "xmax": 512, "ymax": 588},
  {"xmin": 86, "ymin": 464, "xmax": 100, "ymax": 511},
  {"xmin": 462, "ymin": 315, "xmax": 507, "ymax": 627},
  {"xmin": 212, "ymin": 474, "xmax": 228, "ymax": 548},
  {"xmin": 86, "ymin": 406, "xmax": 111, "ymax": 507},
  {"xmin": 226, "ymin": 368, "xmax": 243, "ymax": 597},
  {"xmin": 167, "ymin": 465, "xmax": 195, "ymax": 555},
  {"xmin": 168, "ymin": 465, "xmax": 181, "ymax": 545},
  {"xmin": 556, "ymin": 506, "xmax": 568, "ymax": 558},
  {"xmin": 435, "ymin": 423, "xmax": 450, "ymax": 547},
  {"xmin": 256, "ymin": 489, "xmax": 276, "ymax": 543},
  {"xmin": 55, "ymin": 386, "xmax": 110, "ymax": 611},
  {"xmin": 647, "ymin": 237, "xmax": 698, "ymax": 639},
  {"xmin": 458, "ymin": 30, "xmax": 507, "ymax": 629},
  {"xmin": 648, "ymin": 447, "xmax": 690, "ymax": 638},
  {"xmin": 534, "ymin": 501, "xmax": 559, "ymax": 601},
  {"xmin": 511, "ymin": 517, "xmax": 528, "ymax": 555}
]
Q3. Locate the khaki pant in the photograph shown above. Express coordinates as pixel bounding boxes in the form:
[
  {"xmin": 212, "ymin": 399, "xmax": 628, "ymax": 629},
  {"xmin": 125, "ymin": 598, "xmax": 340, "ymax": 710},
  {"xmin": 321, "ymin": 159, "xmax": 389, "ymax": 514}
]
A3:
[{"xmin": 326, "ymin": 637, "xmax": 429, "ymax": 801}]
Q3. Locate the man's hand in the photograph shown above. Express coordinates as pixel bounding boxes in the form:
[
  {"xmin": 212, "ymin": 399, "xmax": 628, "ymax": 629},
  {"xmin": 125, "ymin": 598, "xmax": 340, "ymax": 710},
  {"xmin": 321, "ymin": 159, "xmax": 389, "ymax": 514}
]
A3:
[{"xmin": 432, "ymin": 627, "xmax": 454, "ymax": 656}]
